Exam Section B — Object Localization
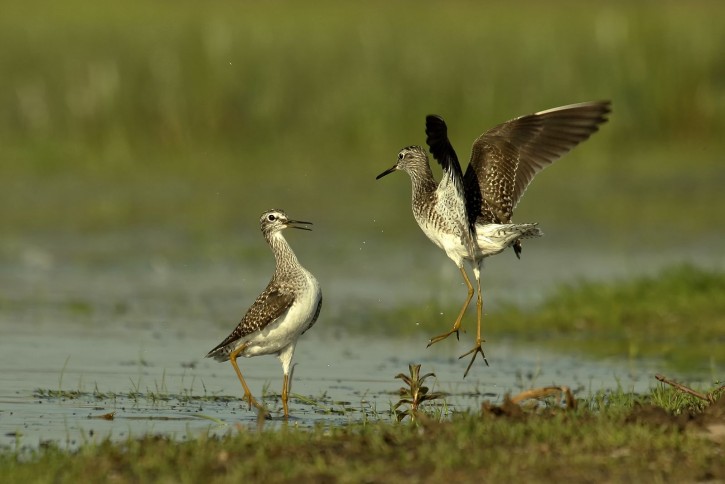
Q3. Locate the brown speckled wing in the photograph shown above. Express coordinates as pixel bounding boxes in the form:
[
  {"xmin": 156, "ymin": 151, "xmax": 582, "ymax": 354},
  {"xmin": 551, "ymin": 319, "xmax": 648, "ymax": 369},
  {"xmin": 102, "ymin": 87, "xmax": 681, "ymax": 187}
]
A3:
[
  {"xmin": 206, "ymin": 285, "xmax": 295, "ymax": 358},
  {"xmin": 464, "ymin": 101, "xmax": 610, "ymax": 224}
]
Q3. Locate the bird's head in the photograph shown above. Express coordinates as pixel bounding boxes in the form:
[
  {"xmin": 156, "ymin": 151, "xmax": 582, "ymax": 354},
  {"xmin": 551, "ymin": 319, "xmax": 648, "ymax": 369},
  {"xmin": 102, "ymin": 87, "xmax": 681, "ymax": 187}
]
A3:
[
  {"xmin": 376, "ymin": 145, "xmax": 429, "ymax": 180},
  {"xmin": 259, "ymin": 209, "xmax": 312, "ymax": 236}
]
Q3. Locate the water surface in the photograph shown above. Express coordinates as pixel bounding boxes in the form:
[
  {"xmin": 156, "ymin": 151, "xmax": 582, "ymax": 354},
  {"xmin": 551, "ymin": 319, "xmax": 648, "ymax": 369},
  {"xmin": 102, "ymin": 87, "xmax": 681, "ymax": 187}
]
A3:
[{"xmin": 1, "ymin": 232, "xmax": 721, "ymax": 451}]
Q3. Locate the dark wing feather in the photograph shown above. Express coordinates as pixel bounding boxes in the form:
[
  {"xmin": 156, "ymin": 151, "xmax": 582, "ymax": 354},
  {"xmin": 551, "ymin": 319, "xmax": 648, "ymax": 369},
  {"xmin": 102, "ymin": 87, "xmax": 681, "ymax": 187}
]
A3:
[
  {"xmin": 206, "ymin": 286, "xmax": 295, "ymax": 357},
  {"xmin": 464, "ymin": 101, "xmax": 611, "ymax": 224},
  {"xmin": 426, "ymin": 115, "xmax": 465, "ymax": 183},
  {"xmin": 425, "ymin": 115, "xmax": 477, "ymax": 254}
]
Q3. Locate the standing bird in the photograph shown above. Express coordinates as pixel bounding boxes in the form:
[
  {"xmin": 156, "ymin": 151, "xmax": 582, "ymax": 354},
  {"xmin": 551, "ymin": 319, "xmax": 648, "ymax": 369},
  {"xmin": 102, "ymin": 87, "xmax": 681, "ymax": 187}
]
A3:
[
  {"xmin": 377, "ymin": 101, "xmax": 610, "ymax": 376},
  {"xmin": 206, "ymin": 209, "xmax": 322, "ymax": 417}
]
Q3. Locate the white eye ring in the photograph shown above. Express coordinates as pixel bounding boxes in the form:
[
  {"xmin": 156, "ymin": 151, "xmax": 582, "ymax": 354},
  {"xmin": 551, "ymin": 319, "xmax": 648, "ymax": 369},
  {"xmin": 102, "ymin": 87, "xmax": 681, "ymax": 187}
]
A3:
[{"xmin": 268, "ymin": 214, "xmax": 276, "ymax": 221}]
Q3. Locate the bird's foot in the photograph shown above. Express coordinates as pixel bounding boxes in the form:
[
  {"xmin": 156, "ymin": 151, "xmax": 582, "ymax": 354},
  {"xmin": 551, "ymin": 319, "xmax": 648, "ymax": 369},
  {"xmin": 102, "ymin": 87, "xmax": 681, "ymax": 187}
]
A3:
[
  {"xmin": 243, "ymin": 392, "xmax": 264, "ymax": 412},
  {"xmin": 459, "ymin": 339, "xmax": 489, "ymax": 377},
  {"xmin": 427, "ymin": 328, "xmax": 460, "ymax": 347}
]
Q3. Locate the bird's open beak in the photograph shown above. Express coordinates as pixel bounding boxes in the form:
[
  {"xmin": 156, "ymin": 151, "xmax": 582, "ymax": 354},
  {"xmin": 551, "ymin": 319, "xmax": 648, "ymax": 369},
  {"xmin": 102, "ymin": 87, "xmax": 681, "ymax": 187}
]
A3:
[
  {"xmin": 376, "ymin": 165, "xmax": 397, "ymax": 180},
  {"xmin": 288, "ymin": 219, "xmax": 313, "ymax": 231}
]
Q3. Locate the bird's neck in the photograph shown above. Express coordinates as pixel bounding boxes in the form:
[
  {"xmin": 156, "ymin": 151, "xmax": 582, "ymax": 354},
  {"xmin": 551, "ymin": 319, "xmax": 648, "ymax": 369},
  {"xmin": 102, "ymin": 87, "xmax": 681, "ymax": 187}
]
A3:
[
  {"xmin": 408, "ymin": 164, "xmax": 438, "ymax": 212},
  {"xmin": 267, "ymin": 232, "xmax": 301, "ymax": 274}
]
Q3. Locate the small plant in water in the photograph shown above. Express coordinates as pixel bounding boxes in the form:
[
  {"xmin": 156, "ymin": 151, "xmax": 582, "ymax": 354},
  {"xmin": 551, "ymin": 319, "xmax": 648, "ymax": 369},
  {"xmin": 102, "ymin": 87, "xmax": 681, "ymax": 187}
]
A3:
[{"xmin": 394, "ymin": 363, "xmax": 443, "ymax": 422}]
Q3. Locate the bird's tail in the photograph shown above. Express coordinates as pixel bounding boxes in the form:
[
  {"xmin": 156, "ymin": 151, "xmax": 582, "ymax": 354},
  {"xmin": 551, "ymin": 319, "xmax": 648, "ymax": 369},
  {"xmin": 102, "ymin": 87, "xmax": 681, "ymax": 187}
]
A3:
[
  {"xmin": 511, "ymin": 223, "xmax": 543, "ymax": 259},
  {"xmin": 478, "ymin": 222, "xmax": 542, "ymax": 241},
  {"xmin": 476, "ymin": 223, "xmax": 543, "ymax": 256},
  {"xmin": 205, "ymin": 345, "xmax": 232, "ymax": 362},
  {"xmin": 511, "ymin": 223, "xmax": 543, "ymax": 240}
]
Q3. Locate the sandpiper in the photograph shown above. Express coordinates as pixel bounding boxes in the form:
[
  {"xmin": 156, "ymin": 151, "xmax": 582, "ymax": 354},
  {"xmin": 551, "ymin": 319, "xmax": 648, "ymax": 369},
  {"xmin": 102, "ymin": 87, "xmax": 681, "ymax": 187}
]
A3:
[
  {"xmin": 206, "ymin": 209, "xmax": 322, "ymax": 417},
  {"xmin": 377, "ymin": 101, "xmax": 610, "ymax": 376}
]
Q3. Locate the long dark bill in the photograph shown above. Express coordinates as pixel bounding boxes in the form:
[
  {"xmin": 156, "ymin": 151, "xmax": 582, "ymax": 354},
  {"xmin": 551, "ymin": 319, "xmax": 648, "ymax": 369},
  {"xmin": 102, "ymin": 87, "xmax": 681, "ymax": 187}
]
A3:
[
  {"xmin": 376, "ymin": 165, "xmax": 397, "ymax": 180},
  {"xmin": 288, "ymin": 220, "xmax": 313, "ymax": 231}
]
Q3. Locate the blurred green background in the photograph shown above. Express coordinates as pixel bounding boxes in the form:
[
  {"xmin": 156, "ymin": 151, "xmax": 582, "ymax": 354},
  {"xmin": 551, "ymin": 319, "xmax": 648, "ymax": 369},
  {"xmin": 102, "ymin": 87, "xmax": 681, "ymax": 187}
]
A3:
[{"xmin": 1, "ymin": 0, "xmax": 723, "ymax": 314}]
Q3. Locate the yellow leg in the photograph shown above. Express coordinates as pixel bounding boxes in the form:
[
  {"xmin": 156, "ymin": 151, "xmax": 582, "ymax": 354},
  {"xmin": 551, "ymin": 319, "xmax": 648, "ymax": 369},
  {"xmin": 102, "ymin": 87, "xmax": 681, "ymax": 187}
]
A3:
[
  {"xmin": 229, "ymin": 343, "xmax": 263, "ymax": 411},
  {"xmin": 428, "ymin": 266, "xmax": 474, "ymax": 347},
  {"xmin": 459, "ymin": 271, "xmax": 489, "ymax": 377},
  {"xmin": 282, "ymin": 374, "xmax": 290, "ymax": 418}
]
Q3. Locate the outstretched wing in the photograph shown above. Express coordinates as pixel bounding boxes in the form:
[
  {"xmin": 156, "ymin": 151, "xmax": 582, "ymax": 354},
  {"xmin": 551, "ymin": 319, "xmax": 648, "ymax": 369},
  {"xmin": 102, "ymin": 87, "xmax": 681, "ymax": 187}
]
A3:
[
  {"xmin": 426, "ymin": 114, "xmax": 465, "ymax": 185},
  {"xmin": 206, "ymin": 286, "xmax": 295, "ymax": 358},
  {"xmin": 425, "ymin": 115, "xmax": 477, "ymax": 256},
  {"xmin": 463, "ymin": 101, "xmax": 611, "ymax": 224}
]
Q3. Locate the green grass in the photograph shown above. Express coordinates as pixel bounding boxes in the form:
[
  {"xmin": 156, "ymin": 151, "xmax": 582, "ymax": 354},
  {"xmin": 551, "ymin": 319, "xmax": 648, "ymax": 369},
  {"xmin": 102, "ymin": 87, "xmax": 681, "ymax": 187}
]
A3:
[
  {"xmin": 2, "ymin": 386, "xmax": 723, "ymax": 482},
  {"xmin": 496, "ymin": 264, "xmax": 725, "ymax": 372},
  {"xmin": 360, "ymin": 264, "xmax": 725, "ymax": 373},
  {"xmin": 0, "ymin": 0, "xmax": 723, "ymax": 242}
]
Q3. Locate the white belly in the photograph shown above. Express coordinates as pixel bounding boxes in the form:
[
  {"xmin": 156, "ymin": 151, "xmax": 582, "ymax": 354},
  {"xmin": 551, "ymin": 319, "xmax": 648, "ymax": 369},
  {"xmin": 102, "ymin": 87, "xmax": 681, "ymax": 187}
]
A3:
[
  {"xmin": 420, "ymin": 222, "xmax": 469, "ymax": 265},
  {"xmin": 418, "ymin": 221, "xmax": 542, "ymax": 264},
  {"xmin": 243, "ymin": 271, "xmax": 321, "ymax": 357}
]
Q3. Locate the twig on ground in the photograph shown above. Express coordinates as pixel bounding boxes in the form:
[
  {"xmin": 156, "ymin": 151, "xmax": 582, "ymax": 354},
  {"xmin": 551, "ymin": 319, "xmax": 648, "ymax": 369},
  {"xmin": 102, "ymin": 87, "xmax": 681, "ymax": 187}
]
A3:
[
  {"xmin": 655, "ymin": 374, "xmax": 724, "ymax": 403},
  {"xmin": 509, "ymin": 386, "xmax": 577, "ymax": 410}
]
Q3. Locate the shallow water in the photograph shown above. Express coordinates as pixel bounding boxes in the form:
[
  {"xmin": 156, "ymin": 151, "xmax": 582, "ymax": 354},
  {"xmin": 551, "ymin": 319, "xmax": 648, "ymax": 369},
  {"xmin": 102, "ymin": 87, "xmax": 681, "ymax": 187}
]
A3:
[
  {"xmin": 1, "ymin": 233, "xmax": 722, "ymax": 451},
  {"xmin": 0, "ymin": 317, "xmax": 698, "ymax": 453}
]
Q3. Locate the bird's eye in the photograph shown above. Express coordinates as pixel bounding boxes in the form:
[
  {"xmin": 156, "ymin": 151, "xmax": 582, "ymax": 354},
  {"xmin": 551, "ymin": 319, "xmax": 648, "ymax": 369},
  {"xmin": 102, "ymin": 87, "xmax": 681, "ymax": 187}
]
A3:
[
  {"xmin": 398, "ymin": 152, "xmax": 404, "ymax": 160},
  {"xmin": 268, "ymin": 214, "xmax": 276, "ymax": 221}
]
